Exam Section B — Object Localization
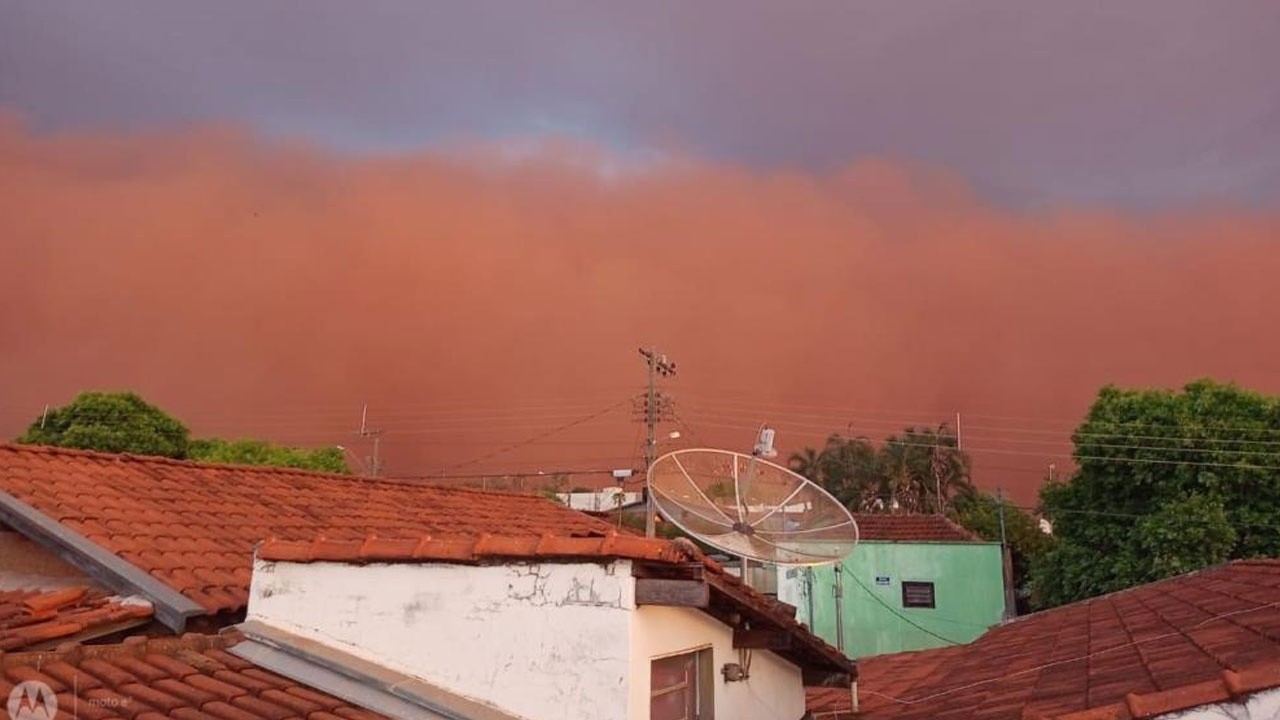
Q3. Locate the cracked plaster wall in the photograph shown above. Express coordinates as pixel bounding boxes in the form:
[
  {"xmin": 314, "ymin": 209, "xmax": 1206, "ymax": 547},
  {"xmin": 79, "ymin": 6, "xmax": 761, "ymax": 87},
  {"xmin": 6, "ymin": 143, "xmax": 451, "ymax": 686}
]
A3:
[
  {"xmin": 1155, "ymin": 686, "xmax": 1280, "ymax": 720},
  {"xmin": 249, "ymin": 558, "xmax": 634, "ymax": 720}
]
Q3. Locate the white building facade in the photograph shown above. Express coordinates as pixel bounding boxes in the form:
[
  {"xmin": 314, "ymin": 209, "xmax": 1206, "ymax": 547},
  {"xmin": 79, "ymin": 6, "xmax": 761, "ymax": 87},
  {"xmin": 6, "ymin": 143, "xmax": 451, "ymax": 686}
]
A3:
[{"xmin": 246, "ymin": 544, "xmax": 848, "ymax": 720}]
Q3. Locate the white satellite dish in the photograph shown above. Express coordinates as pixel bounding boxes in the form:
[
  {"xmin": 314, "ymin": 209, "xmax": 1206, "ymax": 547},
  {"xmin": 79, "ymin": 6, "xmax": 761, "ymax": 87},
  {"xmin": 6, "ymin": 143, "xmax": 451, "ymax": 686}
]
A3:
[{"xmin": 647, "ymin": 448, "xmax": 859, "ymax": 565}]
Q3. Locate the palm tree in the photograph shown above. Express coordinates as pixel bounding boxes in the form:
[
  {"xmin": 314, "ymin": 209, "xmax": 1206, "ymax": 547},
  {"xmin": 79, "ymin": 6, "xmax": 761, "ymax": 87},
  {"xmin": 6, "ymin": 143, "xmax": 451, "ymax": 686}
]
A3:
[
  {"xmin": 788, "ymin": 446, "xmax": 823, "ymax": 481},
  {"xmin": 882, "ymin": 424, "xmax": 973, "ymax": 513}
]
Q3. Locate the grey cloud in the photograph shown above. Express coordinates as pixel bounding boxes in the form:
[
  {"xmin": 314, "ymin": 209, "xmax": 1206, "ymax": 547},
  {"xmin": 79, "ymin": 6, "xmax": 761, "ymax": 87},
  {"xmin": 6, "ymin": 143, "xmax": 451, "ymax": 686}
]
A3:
[{"xmin": 1, "ymin": 0, "xmax": 1277, "ymax": 206}]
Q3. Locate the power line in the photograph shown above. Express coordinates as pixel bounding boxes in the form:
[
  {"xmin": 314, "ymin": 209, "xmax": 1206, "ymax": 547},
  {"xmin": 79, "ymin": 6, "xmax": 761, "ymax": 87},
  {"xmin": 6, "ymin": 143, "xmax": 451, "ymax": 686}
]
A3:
[
  {"xmin": 679, "ymin": 417, "xmax": 1280, "ymax": 472},
  {"xmin": 960, "ymin": 434, "xmax": 1280, "ymax": 457},
  {"xmin": 447, "ymin": 398, "xmax": 632, "ymax": 471},
  {"xmin": 1011, "ymin": 503, "xmax": 1280, "ymax": 531},
  {"xmin": 683, "ymin": 399, "xmax": 1280, "ymax": 449},
  {"xmin": 844, "ymin": 600, "xmax": 1280, "ymax": 710},
  {"xmin": 682, "ymin": 394, "xmax": 1280, "ymax": 437},
  {"xmin": 389, "ymin": 468, "xmax": 623, "ymax": 481},
  {"xmin": 840, "ymin": 566, "xmax": 967, "ymax": 646},
  {"xmin": 964, "ymin": 423, "xmax": 1280, "ymax": 448}
]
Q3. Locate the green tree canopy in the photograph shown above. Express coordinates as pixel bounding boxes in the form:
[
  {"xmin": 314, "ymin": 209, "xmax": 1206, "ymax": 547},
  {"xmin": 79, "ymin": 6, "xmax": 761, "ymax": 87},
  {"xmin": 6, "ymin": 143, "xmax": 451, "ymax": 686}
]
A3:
[
  {"xmin": 1033, "ymin": 379, "xmax": 1280, "ymax": 607},
  {"xmin": 20, "ymin": 391, "xmax": 190, "ymax": 458},
  {"xmin": 950, "ymin": 491, "xmax": 1054, "ymax": 612},
  {"xmin": 20, "ymin": 391, "xmax": 349, "ymax": 474},
  {"xmin": 188, "ymin": 438, "xmax": 349, "ymax": 474}
]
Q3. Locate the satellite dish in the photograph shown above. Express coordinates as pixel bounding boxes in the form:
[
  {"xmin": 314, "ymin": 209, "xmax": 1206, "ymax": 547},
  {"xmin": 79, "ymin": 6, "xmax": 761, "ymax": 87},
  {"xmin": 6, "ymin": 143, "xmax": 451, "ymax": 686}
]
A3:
[{"xmin": 647, "ymin": 448, "xmax": 859, "ymax": 565}]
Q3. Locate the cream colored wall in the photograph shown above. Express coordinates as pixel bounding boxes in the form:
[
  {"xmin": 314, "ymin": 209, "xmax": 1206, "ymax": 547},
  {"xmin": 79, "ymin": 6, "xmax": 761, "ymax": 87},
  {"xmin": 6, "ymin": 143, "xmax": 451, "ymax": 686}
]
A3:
[{"xmin": 630, "ymin": 604, "xmax": 806, "ymax": 720}]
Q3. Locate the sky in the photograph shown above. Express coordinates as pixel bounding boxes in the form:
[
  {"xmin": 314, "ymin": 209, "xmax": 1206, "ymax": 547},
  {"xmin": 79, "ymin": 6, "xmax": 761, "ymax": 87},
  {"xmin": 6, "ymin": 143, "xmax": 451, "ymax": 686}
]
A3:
[
  {"xmin": 1, "ymin": 2, "xmax": 1278, "ymax": 505},
  {"xmin": 3, "ymin": 1, "xmax": 1278, "ymax": 207}
]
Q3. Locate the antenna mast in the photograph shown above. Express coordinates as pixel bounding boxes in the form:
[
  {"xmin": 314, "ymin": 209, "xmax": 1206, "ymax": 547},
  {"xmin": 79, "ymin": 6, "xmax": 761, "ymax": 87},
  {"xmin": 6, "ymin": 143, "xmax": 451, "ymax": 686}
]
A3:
[
  {"xmin": 638, "ymin": 347, "xmax": 676, "ymax": 537},
  {"xmin": 357, "ymin": 403, "xmax": 383, "ymax": 478}
]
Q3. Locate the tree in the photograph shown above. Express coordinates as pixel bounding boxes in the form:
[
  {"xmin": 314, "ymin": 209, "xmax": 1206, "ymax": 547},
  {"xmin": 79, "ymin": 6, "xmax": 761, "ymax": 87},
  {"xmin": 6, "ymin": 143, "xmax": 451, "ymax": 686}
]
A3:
[
  {"xmin": 789, "ymin": 425, "xmax": 974, "ymax": 513},
  {"xmin": 20, "ymin": 391, "xmax": 350, "ymax": 474},
  {"xmin": 1033, "ymin": 380, "xmax": 1280, "ymax": 607},
  {"xmin": 880, "ymin": 425, "xmax": 974, "ymax": 513},
  {"xmin": 20, "ymin": 391, "xmax": 190, "ymax": 458},
  {"xmin": 950, "ymin": 491, "xmax": 1054, "ymax": 613},
  {"xmin": 188, "ymin": 438, "xmax": 349, "ymax": 474}
]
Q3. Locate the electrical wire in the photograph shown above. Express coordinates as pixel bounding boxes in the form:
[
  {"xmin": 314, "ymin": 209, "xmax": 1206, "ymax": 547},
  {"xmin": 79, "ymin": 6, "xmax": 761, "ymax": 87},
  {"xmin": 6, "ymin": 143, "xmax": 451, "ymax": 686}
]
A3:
[
  {"xmin": 681, "ymin": 393, "xmax": 1280, "ymax": 437},
  {"xmin": 679, "ymin": 417, "xmax": 1280, "ymax": 472},
  {"xmin": 840, "ymin": 566, "xmax": 967, "ymax": 646},
  {"xmin": 685, "ymin": 402, "xmax": 1280, "ymax": 451},
  {"xmin": 964, "ymin": 423, "xmax": 1280, "ymax": 448},
  {"xmin": 847, "ymin": 600, "xmax": 1280, "ymax": 708},
  {"xmin": 447, "ymin": 398, "xmax": 632, "ymax": 470},
  {"xmin": 388, "ymin": 468, "xmax": 622, "ymax": 481},
  {"xmin": 959, "ymin": 434, "xmax": 1280, "ymax": 457},
  {"xmin": 1011, "ymin": 503, "xmax": 1280, "ymax": 531}
]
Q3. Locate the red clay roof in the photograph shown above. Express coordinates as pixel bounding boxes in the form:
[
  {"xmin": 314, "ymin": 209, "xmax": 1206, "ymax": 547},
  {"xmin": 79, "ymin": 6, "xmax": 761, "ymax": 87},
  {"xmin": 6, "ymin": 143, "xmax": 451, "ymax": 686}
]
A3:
[
  {"xmin": 0, "ymin": 632, "xmax": 389, "ymax": 720},
  {"xmin": 0, "ymin": 443, "xmax": 615, "ymax": 613},
  {"xmin": 258, "ymin": 530, "xmax": 856, "ymax": 677},
  {"xmin": 257, "ymin": 531, "xmax": 693, "ymax": 565},
  {"xmin": 0, "ymin": 586, "xmax": 153, "ymax": 650},
  {"xmin": 851, "ymin": 514, "xmax": 978, "ymax": 542},
  {"xmin": 807, "ymin": 559, "xmax": 1280, "ymax": 720}
]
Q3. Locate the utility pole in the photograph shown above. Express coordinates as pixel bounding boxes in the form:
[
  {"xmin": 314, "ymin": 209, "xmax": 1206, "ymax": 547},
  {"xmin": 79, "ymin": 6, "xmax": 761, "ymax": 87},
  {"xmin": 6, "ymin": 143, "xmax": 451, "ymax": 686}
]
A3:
[
  {"xmin": 638, "ymin": 347, "xmax": 676, "ymax": 537},
  {"xmin": 955, "ymin": 411, "xmax": 963, "ymax": 450},
  {"xmin": 997, "ymin": 486, "xmax": 1016, "ymax": 620},
  {"xmin": 357, "ymin": 404, "xmax": 383, "ymax": 478},
  {"xmin": 833, "ymin": 567, "xmax": 846, "ymax": 653},
  {"xmin": 996, "ymin": 487, "xmax": 1007, "ymax": 547}
]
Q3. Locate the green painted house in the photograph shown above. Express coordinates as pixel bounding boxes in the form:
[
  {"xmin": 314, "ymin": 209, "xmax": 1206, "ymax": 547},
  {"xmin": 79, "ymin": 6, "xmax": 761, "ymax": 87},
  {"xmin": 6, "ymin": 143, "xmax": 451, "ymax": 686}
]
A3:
[{"xmin": 776, "ymin": 514, "xmax": 1008, "ymax": 658}]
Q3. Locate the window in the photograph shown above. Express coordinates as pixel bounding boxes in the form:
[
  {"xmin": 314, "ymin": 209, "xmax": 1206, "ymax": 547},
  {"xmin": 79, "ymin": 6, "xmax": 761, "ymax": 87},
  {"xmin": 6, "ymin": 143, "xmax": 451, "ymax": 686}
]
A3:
[
  {"xmin": 902, "ymin": 581, "xmax": 936, "ymax": 608},
  {"xmin": 651, "ymin": 649, "xmax": 713, "ymax": 720}
]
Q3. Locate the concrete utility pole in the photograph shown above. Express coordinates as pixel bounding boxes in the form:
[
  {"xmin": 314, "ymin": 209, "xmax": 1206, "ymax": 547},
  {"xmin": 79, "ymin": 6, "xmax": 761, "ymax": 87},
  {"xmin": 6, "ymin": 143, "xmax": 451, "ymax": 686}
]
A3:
[{"xmin": 639, "ymin": 347, "xmax": 676, "ymax": 537}]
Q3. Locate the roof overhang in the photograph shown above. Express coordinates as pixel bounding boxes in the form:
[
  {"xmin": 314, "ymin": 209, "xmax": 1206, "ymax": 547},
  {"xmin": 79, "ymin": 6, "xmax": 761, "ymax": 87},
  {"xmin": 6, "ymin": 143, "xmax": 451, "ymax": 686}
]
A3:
[{"xmin": 0, "ymin": 490, "xmax": 206, "ymax": 632}]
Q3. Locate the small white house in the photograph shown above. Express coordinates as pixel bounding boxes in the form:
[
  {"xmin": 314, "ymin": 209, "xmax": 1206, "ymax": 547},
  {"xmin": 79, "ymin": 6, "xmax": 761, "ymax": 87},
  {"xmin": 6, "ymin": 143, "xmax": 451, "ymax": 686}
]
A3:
[
  {"xmin": 556, "ymin": 487, "xmax": 644, "ymax": 512},
  {"xmin": 243, "ymin": 532, "xmax": 853, "ymax": 720}
]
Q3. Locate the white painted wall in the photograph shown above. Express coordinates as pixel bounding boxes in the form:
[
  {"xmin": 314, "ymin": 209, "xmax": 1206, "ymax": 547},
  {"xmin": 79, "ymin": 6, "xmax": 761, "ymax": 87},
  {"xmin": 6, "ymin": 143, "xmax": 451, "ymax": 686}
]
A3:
[
  {"xmin": 249, "ymin": 559, "xmax": 635, "ymax": 720},
  {"xmin": 630, "ymin": 605, "xmax": 806, "ymax": 720},
  {"xmin": 249, "ymin": 557, "xmax": 808, "ymax": 720},
  {"xmin": 1155, "ymin": 686, "xmax": 1280, "ymax": 719},
  {"xmin": 556, "ymin": 489, "xmax": 642, "ymax": 511},
  {"xmin": 775, "ymin": 567, "xmax": 811, "ymax": 627}
]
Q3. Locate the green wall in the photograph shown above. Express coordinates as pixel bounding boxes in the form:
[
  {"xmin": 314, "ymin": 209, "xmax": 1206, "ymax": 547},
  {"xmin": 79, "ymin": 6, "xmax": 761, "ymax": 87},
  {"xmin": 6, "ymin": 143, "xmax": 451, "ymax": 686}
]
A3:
[{"xmin": 788, "ymin": 541, "xmax": 1006, "ymax": 658}]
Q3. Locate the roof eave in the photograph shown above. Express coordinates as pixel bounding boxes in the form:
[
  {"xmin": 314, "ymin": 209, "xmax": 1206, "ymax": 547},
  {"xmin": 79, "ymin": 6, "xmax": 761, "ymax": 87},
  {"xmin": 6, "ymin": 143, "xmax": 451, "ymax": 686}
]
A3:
[{"xmin": 0, "ymin": 490, "xmax": 206, "ymax": 632}]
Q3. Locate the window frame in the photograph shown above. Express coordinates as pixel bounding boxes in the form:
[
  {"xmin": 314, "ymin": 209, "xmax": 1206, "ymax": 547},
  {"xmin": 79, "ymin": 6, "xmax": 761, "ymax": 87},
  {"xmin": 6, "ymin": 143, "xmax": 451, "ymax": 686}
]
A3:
[
  {"xmin": 650, "ymin": 646, "xmax": 714, "ymax": 720},
  {"xmin": 901, "ymin": 580, "xmax": 937, "ymax": 609}
]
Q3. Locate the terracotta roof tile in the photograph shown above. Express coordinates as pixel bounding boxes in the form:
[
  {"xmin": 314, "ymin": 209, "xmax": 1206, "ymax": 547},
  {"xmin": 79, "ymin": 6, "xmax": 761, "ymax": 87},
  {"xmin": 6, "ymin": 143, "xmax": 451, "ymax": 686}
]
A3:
[
  {"xmin": 0, "ymin": 443, "xmax": 616, "ymax": 613},
  {"xmin": 850, "ymin": 513, "xmax": 979, "ymax": 542},
  {"xmin": 0, "ymin": 587, "xmax": 153, "ymax": 651},
  {"xmin": 807, "ymin": 559, "xmax": 1280, "ymax": 720},
  {"xmin": 257, "ymin": 530, "xmax": 689, "ymax": 565}
]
